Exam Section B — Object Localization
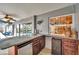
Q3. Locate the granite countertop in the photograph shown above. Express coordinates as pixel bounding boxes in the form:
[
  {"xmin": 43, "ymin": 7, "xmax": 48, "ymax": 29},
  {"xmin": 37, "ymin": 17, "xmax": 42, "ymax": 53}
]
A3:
[
  {"xmin": 45, "ymin": 34, "xmax": 77, "ymax": 40},
  {"xmin": 0, "ymin": 34, "xmax": 76, "ymax": 50},
  {"xmin": 0, "ymin": 34, "xmax": 43, "ymax": 50}
]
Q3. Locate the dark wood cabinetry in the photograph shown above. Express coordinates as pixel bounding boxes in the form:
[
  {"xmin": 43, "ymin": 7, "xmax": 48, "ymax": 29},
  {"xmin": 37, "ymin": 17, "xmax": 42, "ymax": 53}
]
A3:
[
  {"xmin": 78, "ymin": 41, "xmax": 79, "ymax": 55},
  {"xmin": 8, "ymin": 35, "xmax": 45, "ymax": 55},
  {"xmin": 40, "ymin": 36, "xmax": 45, "ymax": 49},
  {"xmin": 32, "ymin": 37, "xmax": 40, "ymax": 55},
  {"xmin": 32, "ymin": 35, "xmax": 45, "ymax": 55},
  {"xmin": 52, "ymin": 37, "xmax": 62, "ymax": 55},
  {"xmin": 32, "ymin": 42, "xmax": 40, "ymax": 55},
  {"xmin": 8, "ymin": 35, "xmax": 79, "ymax": 55},
  {"xmin": 51, "ymin": 35, "xmax": 79, "ymax": 55},
  {"xmin": 62, "ymin": 38, "xmax": 78, "ymax": 55}
]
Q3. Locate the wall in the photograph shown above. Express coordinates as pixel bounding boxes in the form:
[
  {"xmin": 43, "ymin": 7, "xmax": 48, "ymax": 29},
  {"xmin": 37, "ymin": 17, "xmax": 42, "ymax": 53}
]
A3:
[
  {"xmin": 36, "ymin": 15, "xmax": 49, "ymax": 35},
  {"xmin": 74, "ymin": 4, "xmax": 79, "ymax": 39}
]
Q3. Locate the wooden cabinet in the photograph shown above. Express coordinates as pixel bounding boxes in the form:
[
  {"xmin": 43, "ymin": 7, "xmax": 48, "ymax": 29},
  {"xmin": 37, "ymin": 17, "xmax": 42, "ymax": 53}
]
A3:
[
  {"xmin": 40, "ymin": 36, "xmax": 45, "ymax": 49},
  {"xmin": 8, "ymin": 46, "xmax": 18, "ymax": 55},
  {"xmin": 62, "ymin": 38, "xmax": 78, "ymax": 55},
  {"xmin": 8, "ymin": 35, "xmax": 45, "ymax": 55},
  {"xmin": 32, "ymin": 42, "xmax": 40, "ymax": 55},
  {"xmin": 78, "ymin": 41, "xmax": 79, "ymax": 55},
  {"xmin": 32, "ymin": 35, "xmax": 45, "ymax": 55},
  {"xmin": 52, "ymin": 37, "xmax": 62, "ymax": 55},
  {"xmin": 32, "ymin": 37, "xmax": 40, "ymax": 55}
]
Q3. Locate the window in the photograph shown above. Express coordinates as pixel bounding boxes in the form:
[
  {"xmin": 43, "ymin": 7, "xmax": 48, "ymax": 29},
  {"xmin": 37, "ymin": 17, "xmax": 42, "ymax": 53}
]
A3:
[
  {"xmin": 15, "ymin": 22, "xmax": 32, "ymax": 36},
  {"xmin": 23, "ymin": 23, "xmax": 32, "ymax": 36}
]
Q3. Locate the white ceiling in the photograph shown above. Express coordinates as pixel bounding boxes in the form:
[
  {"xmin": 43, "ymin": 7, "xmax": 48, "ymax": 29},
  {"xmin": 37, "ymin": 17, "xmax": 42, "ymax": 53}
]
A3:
[{"xmin": 0, "ymin": 3, "xmax": 74, "ymax": 20}]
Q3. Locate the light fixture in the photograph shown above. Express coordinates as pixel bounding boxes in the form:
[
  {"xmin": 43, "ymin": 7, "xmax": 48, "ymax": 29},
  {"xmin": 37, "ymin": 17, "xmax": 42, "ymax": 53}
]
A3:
[{"xmin": 37, "ymin": 20, "xmax": 43, "ymax": 25}]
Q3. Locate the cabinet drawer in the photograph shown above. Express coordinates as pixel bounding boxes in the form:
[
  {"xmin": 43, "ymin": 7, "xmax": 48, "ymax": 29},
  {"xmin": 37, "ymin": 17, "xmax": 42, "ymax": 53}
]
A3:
[
  {"xmin": 40, "ymin": 39, "xmax": 45, "ymax": 49},
  {"xmin": 32, "ymin": 42, "xmax": 39, "ymax": 46},
  {"xmin": 33, "ymin": 39, "xmax": 39, "ymax": 44},
  {"xmin": 32, "ymin": 36, "xmax": 45, "ymax": 55},
  {"xmin": 33, "ymin": 38, "xmax": 39, "ymax": 42},
  {"xmin": 32, "ymin": 43, "xmax": 40, "ymax": 55}
]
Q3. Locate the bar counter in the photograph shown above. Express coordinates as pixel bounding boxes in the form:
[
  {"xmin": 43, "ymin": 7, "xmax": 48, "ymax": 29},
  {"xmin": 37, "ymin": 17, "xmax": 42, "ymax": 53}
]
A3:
[{"xmin": 0, "ymin": 34, "xmax": 43, "ymax": 50}]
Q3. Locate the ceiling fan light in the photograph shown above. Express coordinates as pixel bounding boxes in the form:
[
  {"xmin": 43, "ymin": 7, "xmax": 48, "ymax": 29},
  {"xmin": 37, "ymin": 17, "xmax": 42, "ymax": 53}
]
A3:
[
  {"xmin": 2, "ymin": 19, "xmax": 8, "ymax": 22},
  {"xmin": 10, "ymin": 20, "xmax": 15, "ymax": 22},
  {"xmin": 4, "ymin": 15, "xmax": 12, "ymax": 19}
]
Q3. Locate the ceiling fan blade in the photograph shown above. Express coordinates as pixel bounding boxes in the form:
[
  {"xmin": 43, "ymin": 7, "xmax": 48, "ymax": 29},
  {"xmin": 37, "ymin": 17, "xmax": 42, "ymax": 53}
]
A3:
[
  {"xmin": 9, "ymin": 18, "xmax": 16, "ymax": 21},
  {"xmin": 0, "ymin": 19, "xmax": 7, "ymax": 23}
]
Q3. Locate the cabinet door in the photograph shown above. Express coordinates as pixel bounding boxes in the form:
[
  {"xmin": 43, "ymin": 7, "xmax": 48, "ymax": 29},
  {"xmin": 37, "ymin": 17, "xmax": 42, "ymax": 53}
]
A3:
[
  {"xmin": 32, "ymin": 36, "xmax": 45, "ymax": 55},
  {"xmin": 62, "ymin": 39, "xmax": 78, "ymax": 55},
  {"xmin": 40, "ymin": 36, "xmax": 45, "ymax": 49},
  {"xmin": 32, "ymin": 43, "xmax": 40, "ymax": 55},
  {"xmin": 32, "ymin": 38, "xmax": 40, "ymax": 55},
  {"xmin": 52, "ymin": 39, "xmax": 62, "ymax": 55}
]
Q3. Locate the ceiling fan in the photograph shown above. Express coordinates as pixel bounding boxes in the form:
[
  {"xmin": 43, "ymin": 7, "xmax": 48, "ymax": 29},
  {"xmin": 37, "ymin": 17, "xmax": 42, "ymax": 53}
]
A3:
[
  {"xmin": 3, "ymin": 14, "xmax": 16, "ymax": 24},
  {"xmin": 0, "ymin": 10, "xmax": 18, "ymax": 24}
]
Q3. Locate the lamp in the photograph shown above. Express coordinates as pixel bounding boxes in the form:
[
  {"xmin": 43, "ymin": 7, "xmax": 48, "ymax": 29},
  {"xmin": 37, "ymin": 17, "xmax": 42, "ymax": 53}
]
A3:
[{"xmin": 37, "ymin": 20, "xmax": 43, "ymax": 25}]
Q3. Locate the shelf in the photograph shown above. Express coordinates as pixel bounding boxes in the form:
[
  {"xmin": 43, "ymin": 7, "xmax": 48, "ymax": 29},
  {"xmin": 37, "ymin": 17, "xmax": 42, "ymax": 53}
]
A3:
[
  {"xmin": 49, "ymin": 15, "xmax": 72, "ymax": 25},
  {"xmin": 49, "ymin": 15, "xmax": 73, "ymax": 38},
  {"xmin": 49, "ymin": 24, "xmax": 72, "ymax": 26}
]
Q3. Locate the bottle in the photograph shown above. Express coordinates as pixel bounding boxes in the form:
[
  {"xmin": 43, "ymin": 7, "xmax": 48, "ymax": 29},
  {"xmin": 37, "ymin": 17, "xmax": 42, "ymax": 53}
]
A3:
[{"xmin": 71, "ymin": 29, "xmax": 78, "ymax": 39}]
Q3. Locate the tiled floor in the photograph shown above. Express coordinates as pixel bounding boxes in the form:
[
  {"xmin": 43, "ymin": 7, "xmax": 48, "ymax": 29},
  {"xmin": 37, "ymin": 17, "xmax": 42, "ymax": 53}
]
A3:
[
  {"xmin": 39, "ymin": 48, "xmax": 51, "ymax": 55},
  {"xmin": 0, "ymin": 49, "xmax": 8, "ymax": 55},
  {"xmin": 0, "ymin": 47, "xmax": 51, "ymax": 55},
  {"xmin": 18, "ymin": 48, "xmax": 51, "ymax": 55}
]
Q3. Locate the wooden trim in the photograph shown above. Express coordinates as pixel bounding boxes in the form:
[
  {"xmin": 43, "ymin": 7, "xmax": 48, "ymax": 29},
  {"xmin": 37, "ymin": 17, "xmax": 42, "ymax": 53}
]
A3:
[
  {"xmin": 78, "ymin": 40, "xmax": 79, "ymax": 55},
  {"xmin": 60, "ymin": 39, "xmax": 62, "ymax": 55},
  {"xmin": 51, "ymin": 37, "xmax": 55, "ymax": 54},
  {"xmin": 8, "ymin": 46, "xmax": 18, "ymax": 55}
]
